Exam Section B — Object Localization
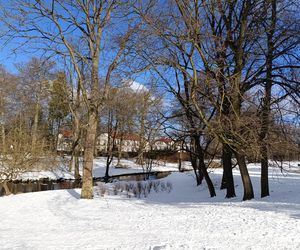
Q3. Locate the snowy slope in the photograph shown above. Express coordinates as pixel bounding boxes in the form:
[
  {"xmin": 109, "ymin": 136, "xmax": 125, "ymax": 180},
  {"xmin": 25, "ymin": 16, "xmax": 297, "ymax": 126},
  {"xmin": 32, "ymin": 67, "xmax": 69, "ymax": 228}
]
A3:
[{"xmin": 1, "ymin": 164, "xmax": 300, "ymax": 250}]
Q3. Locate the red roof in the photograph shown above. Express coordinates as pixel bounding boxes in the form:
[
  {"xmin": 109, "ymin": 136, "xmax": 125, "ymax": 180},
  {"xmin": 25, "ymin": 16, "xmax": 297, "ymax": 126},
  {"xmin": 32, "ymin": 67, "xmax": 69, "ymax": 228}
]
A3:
[
  {"xmin": 115, "ymin": 133, "xmax": 141, "ymax": 141},
  {"xmin": 156, "ymin": 137, "xmax": 172, "ymax": 143},
  {"xmin": 60, "ymin": 130, "xmax": 73, "ymax": 138}
]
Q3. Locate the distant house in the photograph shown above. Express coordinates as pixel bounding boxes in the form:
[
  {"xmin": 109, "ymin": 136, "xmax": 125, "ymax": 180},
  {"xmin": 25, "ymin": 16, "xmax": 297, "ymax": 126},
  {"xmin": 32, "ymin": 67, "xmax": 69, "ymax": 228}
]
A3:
[
  {"xmin": 152, "ymin": 138, "xmax": 174, "ymax": 151},
  {"xmin": 96, "ymin": 133, "xmax": 109, "ymax": 152},
  {"xmin": 57, "ymin": 130, "xmax": 73, "ymax": 152},
  {"xmin": 116, "ymin": 133, "xmax": 141, "ymax": 152},
  {"xmin": 58, "ymin": 130, "xmax": 180, "ymax": 155},
  {"xmin": 95, "ymin": 132, "xmax": 141, "ymax": 154}
]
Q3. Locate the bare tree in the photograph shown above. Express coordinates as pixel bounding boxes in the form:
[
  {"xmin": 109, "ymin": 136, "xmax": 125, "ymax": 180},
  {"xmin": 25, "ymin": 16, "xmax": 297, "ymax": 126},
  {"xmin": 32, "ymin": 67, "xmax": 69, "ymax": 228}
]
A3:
[
  {"xmin": 2, "ymin": 0, "xmax": 136, "ymax": 198},
  {"xmin": 16, "ymin": 57, "xmax": 55, "ymax": 150},
  {"xmin": 0, "ymin": 64, "xmax": 58, "ymax": 195}
]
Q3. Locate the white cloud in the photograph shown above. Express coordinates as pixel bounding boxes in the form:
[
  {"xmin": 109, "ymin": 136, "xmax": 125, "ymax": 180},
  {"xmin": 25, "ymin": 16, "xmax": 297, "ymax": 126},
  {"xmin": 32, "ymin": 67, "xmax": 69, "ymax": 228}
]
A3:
[{"xmin": 122, "ymin": 80, "xmax": 148, "ymax": 93}]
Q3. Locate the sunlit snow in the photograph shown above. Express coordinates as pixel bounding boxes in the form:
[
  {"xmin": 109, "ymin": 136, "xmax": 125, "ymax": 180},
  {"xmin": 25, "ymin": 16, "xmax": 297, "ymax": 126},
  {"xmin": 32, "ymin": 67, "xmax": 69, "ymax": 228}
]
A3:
[{"xmin": 1, "ymin": 160, "xmax": 300, "ymax": 249}]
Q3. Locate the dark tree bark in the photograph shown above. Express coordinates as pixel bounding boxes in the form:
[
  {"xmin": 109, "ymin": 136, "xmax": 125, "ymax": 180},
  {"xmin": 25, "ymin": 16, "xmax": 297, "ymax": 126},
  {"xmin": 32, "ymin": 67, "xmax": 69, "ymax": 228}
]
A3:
[
  {"xmin": 190, "ymin": 150, "xmax": 204, "ymax": 186},
  {"xmin": 221, "ymin": 143, "xmax": 236, "ymax": 198},
  {"xmin": 194, "ymin": 136, "xmax": 216, "ymax": 197},
  {"xmin": 74, "ymin": 155, "xmax": 81, "ymax": 183},
  {"xmin": 260, "ymin": 0, "xmax": 277, "ymax": 198},
  {"xmin": 2, "ymin": 181, "xmax": 11, "ymax": 195},
  {"xmin": 235, "ymin": 152, "xmax": 254, "ymax": 201}
]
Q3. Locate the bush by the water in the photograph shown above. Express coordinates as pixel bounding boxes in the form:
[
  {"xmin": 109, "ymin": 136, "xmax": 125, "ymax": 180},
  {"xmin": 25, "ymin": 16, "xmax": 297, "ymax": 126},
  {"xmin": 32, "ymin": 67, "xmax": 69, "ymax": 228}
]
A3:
[{"xmin": 94, "ymin": 180, "xmax": 172, "ymax": 198}]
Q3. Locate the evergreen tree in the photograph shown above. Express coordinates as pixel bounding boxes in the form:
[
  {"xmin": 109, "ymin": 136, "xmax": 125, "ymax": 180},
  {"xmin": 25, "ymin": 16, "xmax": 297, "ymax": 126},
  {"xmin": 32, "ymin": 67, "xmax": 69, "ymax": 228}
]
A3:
[{"xmin": 48, "ymin": 72, "xmax": 70, "ymax": 149}]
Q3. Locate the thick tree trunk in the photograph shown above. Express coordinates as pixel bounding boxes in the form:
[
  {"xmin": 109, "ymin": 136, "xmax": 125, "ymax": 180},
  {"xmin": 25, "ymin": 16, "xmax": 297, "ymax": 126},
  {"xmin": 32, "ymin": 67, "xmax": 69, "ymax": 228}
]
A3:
[
  {"xmin": 260, "ymin": 146, "xmax": 269, "ymax": 197},
  {"xmin": 260, "ymin": 105, "xmax": 270, "ymax": 198},
  {"xmin": 81, "ymin": 110, "xmax": 97, "ymax": 199},
  {"xmin": 235, "ymin": 152, "xmax": 254, "ymax": 201},
  {"xmin": 198, "ymin": 156, "xmax": 216, "ymax": 197},
  {"xmin": 260, "ymin": 0, "xmax": 276, "ymax": 198},
  {"xmin": 80, "ymin": 35, "xmax": 101, "ymax": 198},
  {"xmin": 221, "ymin": 144, "xmax": 236, "ymax": 198},
  {"xmin": 201, "ymin": 166, "xmax": 216, "ymax": 197},
  {"xmin": 194, "ymin": 136, "xmax": 216, "ymax": 197},
  {"xmin": 220, "ymin": 173, "xmax": 226, "ymax": 190},
  {"xmin": 220, "ymin": 144, "xmax": 230, "ymax": 190},
  {"xmin": 190, "ymin": 153, "xmax": 203, "ymax": 186}
]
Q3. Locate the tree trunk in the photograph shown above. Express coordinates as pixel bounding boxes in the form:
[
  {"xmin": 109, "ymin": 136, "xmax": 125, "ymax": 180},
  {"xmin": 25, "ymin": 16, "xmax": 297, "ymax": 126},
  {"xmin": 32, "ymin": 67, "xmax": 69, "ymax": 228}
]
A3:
[
  {"xmin": 235, "ymin": 152, "xmax": 254, "ymax": 201},
  {"xmin": 32, "ymin": 101, "xmax": 40, "ymax": 149},
  {"xmin": 221, "ymin": 144, "xmax": 236, "ymax": 198},
  {"xmin": 74, "ymin": 155, "xmax": 81, "ymax": 181},
  {"xmin": 194, "ymin": 136, "xmax": 216, "ymax": 197},
  {"xmin": 74, "ymin": 115, "xmax": 81, "ymax": 180},
  {"xmin": 117, "ymin": 137, "xmax": 123, "ymax": 166},
  {"xmin": 261, "ymin": 146, "xmax": 269, "ymax": 197},
  {"xmin": 201, "ymin": 165, "xmax": 216, "ymax": 197},
  {"xmin": 260, "ymin": 0, "xmax": 276, "ymax": 198},
  {"xmin": 69, "ymin": 113, "xmax": 82, "ymax": 185},
  {"xmin": 1, "ymin": 106, "xmax": 6, "ymax": 153},
  {"xmin": 81, "ymin": 110, "xmax": 97, "ymax": 199},
  {"xmin": 80, "ymin": 35, "xmax": 101, "ymax": 198},
  {"xmin": 198, "ymin": 155, "xmax": 216, "ymax": 197},
  {"xmin": 1, "ymin": 124, "xmax": 4, "ymax": 151},
  {"xmin": 220, "ymin": 145, "xmax": 229, "ymax": 190},
  {"xmin": 104, "ymin": 127, "xmax": 116, "ymax": 182},
  {"xmin": 136, "ymin": 94, "xmax": 147, "ymax": 165},
  {"xmin": 54, "ymin": 119, "xmax": 61, "ymax": 152},
  {"xmin": 178, "ymin": 151, "xmax": 182, "ymax": 172},
  {"xmin": 104, "ymin": 154, "xmax": 112, "ymax": 182},
  {"xmin": 3, "ymin": 181, "xmax": 11, "ymax": 195},
  {"xmin": 190, "ymin": 152, "xmax": 203, "ymax": 186},
  {"xmin": 220, "ymin": 173, "xmax": 226, "ymax": 190}
]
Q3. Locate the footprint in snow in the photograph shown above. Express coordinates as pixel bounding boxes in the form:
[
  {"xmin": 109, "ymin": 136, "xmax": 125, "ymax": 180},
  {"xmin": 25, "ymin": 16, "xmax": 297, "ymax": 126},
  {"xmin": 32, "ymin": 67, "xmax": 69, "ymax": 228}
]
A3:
[{"xmin": 149, "ymin": 244, "xmax": 171, "ymax": 250}]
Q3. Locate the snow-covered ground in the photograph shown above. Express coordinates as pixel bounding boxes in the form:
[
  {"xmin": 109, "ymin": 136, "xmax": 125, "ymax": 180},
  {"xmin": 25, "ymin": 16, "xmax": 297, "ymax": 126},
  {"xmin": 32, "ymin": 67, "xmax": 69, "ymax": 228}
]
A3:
[{"xmin": 1, "ymin": 162, "xmax": 300, "ymax": 249}]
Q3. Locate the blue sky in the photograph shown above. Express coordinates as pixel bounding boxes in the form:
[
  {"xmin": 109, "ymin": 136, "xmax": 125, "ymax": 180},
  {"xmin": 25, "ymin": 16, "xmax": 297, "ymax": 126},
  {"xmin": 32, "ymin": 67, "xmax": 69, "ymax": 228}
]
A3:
[{"xmin": 0, "ymin": 43, "xmax": 29, "ymax": 73}]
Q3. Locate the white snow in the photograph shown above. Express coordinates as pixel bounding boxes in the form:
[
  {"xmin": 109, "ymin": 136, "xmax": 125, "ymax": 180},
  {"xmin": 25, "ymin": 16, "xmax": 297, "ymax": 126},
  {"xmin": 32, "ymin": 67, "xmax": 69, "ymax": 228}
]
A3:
[{"xmin": 1, "ymin": 163, "xmax": 300, "ymax": 249}]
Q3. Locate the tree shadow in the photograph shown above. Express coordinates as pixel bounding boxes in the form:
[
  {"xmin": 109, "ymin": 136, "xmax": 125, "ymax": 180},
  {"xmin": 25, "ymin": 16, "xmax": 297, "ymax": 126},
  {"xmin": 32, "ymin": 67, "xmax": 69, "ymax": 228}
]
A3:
[
  {"xmin": 104, "ymin": 169, "xmax": 300, "ymax": 220},
  {"xmin": 67, "ymin": 189, "xmax": 80, "ymax": 199}
]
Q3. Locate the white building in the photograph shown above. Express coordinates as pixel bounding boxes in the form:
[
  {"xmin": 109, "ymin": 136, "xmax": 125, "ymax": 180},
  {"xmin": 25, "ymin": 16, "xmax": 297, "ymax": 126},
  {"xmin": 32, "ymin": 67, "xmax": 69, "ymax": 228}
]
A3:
[
  {"xmin": 96, "ymin": 133, "xmax": 141, "ymax": 153},
  {"xmin": 58, "ymin": 130, "xmax": 179, "ymax": 154}
]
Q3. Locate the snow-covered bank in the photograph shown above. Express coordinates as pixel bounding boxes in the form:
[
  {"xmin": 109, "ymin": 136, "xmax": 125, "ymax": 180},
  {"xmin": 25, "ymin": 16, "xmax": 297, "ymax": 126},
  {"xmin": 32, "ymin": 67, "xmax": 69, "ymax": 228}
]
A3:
[
  {"xmin": 1, "ymin": 165, "xmax": 300, "ymax": 249},
  {"xmin": 18, "ymin": 157, "xmax": 300, "ymax": 181},
  {"xmin": 19, "ymin": 157, "xmax": 192, "ymax": 180}
]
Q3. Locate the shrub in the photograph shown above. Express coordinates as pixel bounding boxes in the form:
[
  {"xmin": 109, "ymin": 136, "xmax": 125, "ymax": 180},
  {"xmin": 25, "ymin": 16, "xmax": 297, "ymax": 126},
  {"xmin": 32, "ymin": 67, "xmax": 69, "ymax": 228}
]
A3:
[{"xmin": 94, "ymin": 179, "xmax": 172, "ymax": 198}]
